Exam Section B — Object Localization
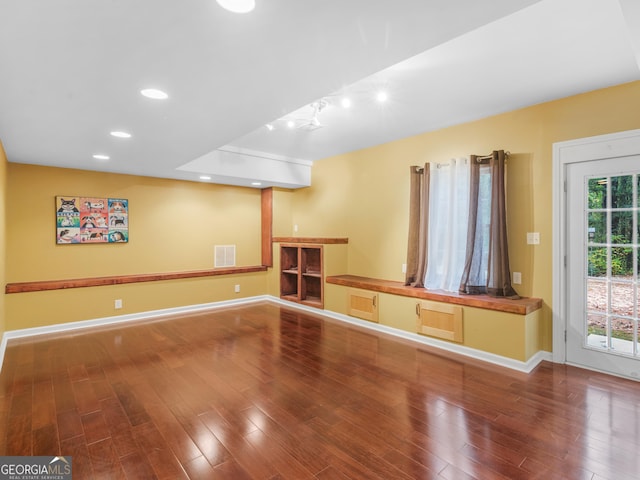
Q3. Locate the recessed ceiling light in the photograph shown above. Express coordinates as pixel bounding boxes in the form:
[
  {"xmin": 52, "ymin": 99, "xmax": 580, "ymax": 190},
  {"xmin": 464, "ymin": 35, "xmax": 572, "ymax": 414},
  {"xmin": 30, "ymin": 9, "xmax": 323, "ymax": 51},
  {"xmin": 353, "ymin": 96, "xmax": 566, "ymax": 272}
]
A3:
[
  {"xmin": 110, "ymin": 131, "xmax": 131, "ymax": 138},
  {"xmin": 92, "ymin": 154, "xmax": 110, "ymax": 160},
  {"xmin": 199, "ymin": 175, "xmax": 212, "ymax": 180},
  {"xmin": 265, "ymin": 124, "xmax": 274, "ymax": 131},
  {"xmin": 251, "ymin": 182, "xmax": 262, "ymax": 186},
  {"xmin": 216, "ymin": 0, "xmax": 255, "ymax": 13},
  {"xmin": 376, "ymin": 91, "xmax": 388, "ymax": 102},
  {"xmin": 341, "ymin": 97, "xmax": 351, "ymax": 108},
  {"xmin": 287, "ymin": 120, "xmax": 295, "ymax": 129},
  {"xmin": 140, "ymin": 88, "xmax": 168, "ymax": 100}
]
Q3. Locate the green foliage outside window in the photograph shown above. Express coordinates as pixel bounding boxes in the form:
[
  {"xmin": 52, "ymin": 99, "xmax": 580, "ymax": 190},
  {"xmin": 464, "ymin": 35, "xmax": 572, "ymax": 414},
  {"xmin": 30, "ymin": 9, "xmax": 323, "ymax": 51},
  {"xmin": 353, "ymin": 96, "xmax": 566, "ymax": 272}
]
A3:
[
  {"xmin": 587, "ymin": 175, "xmax": 636, "ymax": 278},
  {"xmin": 588, "ymin": 239, "xmax": 633, "ymax": 277}
]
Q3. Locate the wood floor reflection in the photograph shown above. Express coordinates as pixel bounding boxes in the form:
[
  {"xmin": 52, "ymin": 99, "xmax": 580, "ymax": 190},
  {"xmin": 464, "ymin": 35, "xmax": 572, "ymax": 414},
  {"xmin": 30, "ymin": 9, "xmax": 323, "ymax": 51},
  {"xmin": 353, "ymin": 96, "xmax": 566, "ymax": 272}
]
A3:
[{"xmin": 1, "ymin": 302, "xmax": 639, "ymax": 479}]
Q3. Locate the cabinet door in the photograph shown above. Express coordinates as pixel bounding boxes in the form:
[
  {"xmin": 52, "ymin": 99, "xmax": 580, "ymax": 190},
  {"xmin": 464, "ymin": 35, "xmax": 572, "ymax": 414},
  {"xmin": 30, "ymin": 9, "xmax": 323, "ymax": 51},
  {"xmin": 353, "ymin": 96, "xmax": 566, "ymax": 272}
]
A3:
[
  {"xmin": 348, "ymin": 289, "xmax": 379, "ymax": 323},
  {"xmin": 416, "ymin": 301, "xmax": 463, "ymax": 342}
]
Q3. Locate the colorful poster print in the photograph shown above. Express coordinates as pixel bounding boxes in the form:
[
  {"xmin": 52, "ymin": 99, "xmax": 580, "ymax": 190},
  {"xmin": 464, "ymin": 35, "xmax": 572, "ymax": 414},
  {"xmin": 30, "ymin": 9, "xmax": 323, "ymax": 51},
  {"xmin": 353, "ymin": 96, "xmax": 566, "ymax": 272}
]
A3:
[
  {"xmin": 108, "ymin": 198, "xmax": 129, "ymax": 243},
  {"xmin": 56, "ymin": 197, "xmax": 81, "ymax": 243},
  {"xmin": 80, "ymin": 197, "xmax": 108, "ymax": 243},
  {"xmin": 56, "ymin": 196, "xmax": 129, "ymax": 244}
]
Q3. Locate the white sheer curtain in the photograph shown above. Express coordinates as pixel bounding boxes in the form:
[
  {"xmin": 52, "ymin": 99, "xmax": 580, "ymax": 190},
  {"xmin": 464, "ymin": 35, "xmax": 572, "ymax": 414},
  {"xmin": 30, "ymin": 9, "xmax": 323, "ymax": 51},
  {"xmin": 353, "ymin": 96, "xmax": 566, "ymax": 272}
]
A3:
[{"xmin": 424, "ymin": 158, "xmax": 470, "ymax": 291}]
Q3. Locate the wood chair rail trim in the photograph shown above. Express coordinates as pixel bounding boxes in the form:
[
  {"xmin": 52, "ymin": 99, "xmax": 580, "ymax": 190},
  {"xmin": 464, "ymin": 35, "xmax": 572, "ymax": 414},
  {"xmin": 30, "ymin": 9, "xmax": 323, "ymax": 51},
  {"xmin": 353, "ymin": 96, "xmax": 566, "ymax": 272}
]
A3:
[
  {"xmin": 327, "ymin": 274, "xmax": 542, "ymax": 315},
  {"xmin": 273, "ymin": 237, "xmax": 349, "ymax": 244},
  {"xmin": 5, "ymin": 265, "xmax": 268, "ymax": 294}
]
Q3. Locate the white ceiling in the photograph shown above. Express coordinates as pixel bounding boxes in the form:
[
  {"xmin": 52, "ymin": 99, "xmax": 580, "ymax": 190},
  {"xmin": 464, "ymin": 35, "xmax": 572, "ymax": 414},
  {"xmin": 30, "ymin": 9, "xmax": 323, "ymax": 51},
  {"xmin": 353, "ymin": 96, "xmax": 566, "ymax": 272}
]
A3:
[{"xmin": 1, "ymin": 0, "xmax": 639, "ymax": 189}]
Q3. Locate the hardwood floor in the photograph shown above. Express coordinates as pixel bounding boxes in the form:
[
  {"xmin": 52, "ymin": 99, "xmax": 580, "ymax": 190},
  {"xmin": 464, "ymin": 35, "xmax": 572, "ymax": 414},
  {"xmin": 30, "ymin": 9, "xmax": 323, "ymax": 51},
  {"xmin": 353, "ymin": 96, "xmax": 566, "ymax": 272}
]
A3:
[{"xmin": 1, "ymin": 302, "xmax": 639, "ymax": 479}]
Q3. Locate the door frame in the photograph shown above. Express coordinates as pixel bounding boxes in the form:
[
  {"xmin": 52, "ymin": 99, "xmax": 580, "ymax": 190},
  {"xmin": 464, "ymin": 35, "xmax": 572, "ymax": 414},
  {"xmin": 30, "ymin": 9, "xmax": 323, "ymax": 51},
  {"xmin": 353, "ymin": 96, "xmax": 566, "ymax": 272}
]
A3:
[{"xmin": 552, "ymin": 129, "xmax": 640, "ymax": 364}]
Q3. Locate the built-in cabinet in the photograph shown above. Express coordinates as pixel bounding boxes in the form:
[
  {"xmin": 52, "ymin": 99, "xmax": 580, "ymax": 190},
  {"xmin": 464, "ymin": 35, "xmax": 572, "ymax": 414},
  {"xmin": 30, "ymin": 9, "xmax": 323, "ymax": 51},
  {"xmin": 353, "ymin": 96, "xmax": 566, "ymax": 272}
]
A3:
[
  {"xmin": 280, "ymin": 244, "xmax": 324, "ymax": 308},
  {"xmin": 416, "ymin": 300, "xmax": 463, "ymax": 343},
  {"xmin": 276, "ymin": 237, "xmax": 349, "ymax": 310},
  {"xmin": 347, "ymin": 288, "xmax": 379, "ymax": 323}
]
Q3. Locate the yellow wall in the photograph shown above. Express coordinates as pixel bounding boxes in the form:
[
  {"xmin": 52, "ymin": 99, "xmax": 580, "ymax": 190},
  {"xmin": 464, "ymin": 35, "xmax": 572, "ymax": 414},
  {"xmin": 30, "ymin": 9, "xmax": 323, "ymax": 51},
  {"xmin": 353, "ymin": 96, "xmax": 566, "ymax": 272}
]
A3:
[
  {"xmin": 292, "ymin": 80, "xmax": 640, "ymax": 354},
  {"xmin": 324, "ymin": 284, "xmax": 541, "ymax": 362},
  {"xmin": 0, "ymin": 141, "xmax": 7, "ymax": 338},
  {"xmin": 5, "ymin": 164, "xmax": 267, "ymax": 329},
  {"xmin": 4, "ymin": 81, "xmax": 640, "ymax": 359},
  {"xmin": 8, "ymin": 164, "xmax": 262, "ymax": 280},
  {"xmin": 5, "ymin": 273, "xmax": 268, "ymax": 331}
]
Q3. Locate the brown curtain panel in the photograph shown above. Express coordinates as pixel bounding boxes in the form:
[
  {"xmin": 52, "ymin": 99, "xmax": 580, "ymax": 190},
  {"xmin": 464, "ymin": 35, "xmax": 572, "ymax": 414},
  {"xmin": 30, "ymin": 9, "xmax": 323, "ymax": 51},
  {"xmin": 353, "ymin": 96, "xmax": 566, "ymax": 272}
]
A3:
[
  {"xmin": 459, "ymin": 155, "xmax": 484, "ymax": 294},
  {"xmin": 459, "ymin": 150, "xmax": 519, "ymax": 298},
  {"xmin": 405, "ymin": 164, "xmax": 429, "ymax": 287}
]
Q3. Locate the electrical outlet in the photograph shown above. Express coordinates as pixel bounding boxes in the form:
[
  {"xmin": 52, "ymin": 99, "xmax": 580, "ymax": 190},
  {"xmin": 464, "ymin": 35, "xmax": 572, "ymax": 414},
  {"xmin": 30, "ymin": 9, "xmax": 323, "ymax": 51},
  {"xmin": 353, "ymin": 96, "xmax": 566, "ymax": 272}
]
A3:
[
  {"xmin": 512, "ymin": 272, "xmax": 522, "ymax": 285},
  {"xmin": 234, "ymin": 284, "xmax": 240, "ymax": 293},
  {"xmin": 527, "ymin": 232, "xmax": 540, "ymax": 245},
  {"xmin": 402, "ymin": 263, "xmax": 407, "ymax": 273},
  {"xmin": 114, "ymin": 299, "xmax": 123, "ymax": 309},
  {"xmin": 293, "ymin": 224, "xmax": 298, "ymax": 233}
]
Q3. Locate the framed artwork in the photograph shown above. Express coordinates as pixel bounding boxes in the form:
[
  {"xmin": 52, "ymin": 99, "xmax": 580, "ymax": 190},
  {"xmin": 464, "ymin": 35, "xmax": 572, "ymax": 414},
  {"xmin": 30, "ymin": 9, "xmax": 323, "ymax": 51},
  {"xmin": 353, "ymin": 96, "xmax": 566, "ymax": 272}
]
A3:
[{"xmin": 56, "ymin": 196, "xmax": 129, "ymax": 244}]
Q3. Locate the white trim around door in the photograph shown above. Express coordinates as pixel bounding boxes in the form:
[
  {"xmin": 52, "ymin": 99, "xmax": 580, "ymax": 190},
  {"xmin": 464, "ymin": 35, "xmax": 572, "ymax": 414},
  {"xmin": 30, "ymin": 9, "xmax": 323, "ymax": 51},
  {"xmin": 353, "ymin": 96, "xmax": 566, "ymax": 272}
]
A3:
[{"xmin": 553, "ymin": 129, "xmax": 640, "ymax": 365}]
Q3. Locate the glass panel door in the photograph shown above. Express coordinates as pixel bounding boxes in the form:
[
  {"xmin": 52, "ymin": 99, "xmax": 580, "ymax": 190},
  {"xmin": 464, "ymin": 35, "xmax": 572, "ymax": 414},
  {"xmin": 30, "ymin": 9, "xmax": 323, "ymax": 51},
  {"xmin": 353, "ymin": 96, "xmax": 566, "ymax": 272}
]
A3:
[
  {"xmin": 585, "ymin": 174, "xmax": 638, "ymax": 355},
  {"xmin": 567, "ymin": 157, "xmax": 640, "ymax": 379}
]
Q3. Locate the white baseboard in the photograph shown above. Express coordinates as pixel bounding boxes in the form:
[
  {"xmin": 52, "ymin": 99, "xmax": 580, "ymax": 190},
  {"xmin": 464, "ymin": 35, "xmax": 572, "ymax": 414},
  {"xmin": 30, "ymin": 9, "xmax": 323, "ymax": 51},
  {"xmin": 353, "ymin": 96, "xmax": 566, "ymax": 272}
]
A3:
[
  {"xmin": 0, "ymin": 334, "xmax": 7, "ymax": 377},
  {"xmin": 0, "ymin": 295, "xmax": 270, "ymax": 373},
  {"xmin": 267, "ymin": 297, "xmax": 553, "ymax": 373},
  {"xmin": 0, "ymin": 294, "xmax": 551, "ymax": 375}
]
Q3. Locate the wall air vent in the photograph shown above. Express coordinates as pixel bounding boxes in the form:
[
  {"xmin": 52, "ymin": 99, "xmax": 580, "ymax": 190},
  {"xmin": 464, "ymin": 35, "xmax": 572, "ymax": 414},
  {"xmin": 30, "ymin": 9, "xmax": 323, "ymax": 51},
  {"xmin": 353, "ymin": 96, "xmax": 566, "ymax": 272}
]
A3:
[{"xmin": 214, "ymin": 245, "xmax": 236, "ymax": 267}]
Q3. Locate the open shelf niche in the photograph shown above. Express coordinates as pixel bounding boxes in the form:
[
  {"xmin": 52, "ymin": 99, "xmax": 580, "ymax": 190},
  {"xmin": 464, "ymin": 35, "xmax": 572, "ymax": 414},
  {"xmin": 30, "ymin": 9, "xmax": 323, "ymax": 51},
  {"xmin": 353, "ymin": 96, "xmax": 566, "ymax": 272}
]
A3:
[
  {"xmin": 280, "ymin": 244, "xmax": 324, "ymax": 308},
  {"xmin": 275, "ymin": 237, "xmax": 348, "ymax": 310}
]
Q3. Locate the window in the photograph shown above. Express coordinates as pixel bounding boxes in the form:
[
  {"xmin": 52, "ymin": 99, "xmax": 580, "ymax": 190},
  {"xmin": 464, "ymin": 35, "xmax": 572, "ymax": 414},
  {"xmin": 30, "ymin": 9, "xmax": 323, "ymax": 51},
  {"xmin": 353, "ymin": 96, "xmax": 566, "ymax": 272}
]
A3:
[
  {"xmin": 424, "ymin": 158, "xmax": 469, "ymax": 291},
  {"xmin": 458, "ymin": 162, "xmax": 492, "ymax": 292},
  {"xmin": 405, "ymin": 150, "xmax": 518, "ymax": 298}
]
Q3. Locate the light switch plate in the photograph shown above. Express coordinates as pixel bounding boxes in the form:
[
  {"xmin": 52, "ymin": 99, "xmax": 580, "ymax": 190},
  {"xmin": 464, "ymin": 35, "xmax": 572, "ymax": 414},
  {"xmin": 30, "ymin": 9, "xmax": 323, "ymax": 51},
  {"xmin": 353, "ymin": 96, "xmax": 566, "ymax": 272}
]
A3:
[
  {"xmin": 512, "ymin": 272, "xmax": 522, "ymax": 284},
  {"xmin": 527, "ymin": 232, "xmax": 540, "ymax": 245}
]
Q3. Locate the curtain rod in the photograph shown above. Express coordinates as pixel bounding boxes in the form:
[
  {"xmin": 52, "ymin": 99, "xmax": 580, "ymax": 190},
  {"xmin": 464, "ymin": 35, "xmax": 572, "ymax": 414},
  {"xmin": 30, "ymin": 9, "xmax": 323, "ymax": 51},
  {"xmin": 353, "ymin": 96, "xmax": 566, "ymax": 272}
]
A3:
[
  {"xmin": 415, "ymin": 151, "xmax": 511, "ymax": 171},
  {"xmin": 475, "ymin": 151, "xmax": 510, "ymax": 161},
  {"xmin": 436, "ymin": 158, "xmax": 468, "ymax": 168}
]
